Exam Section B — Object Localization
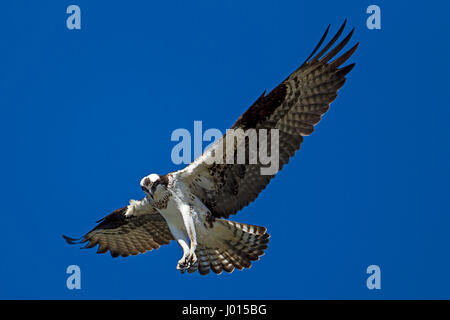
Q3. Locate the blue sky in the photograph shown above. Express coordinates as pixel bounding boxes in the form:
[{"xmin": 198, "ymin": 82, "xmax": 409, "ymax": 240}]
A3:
[{"xmin": 1, "ymin": 0, "xmax": 450, "ymax": 299}]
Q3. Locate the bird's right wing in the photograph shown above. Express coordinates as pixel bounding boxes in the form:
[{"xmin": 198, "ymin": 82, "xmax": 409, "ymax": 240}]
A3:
[
  {"xmin": 63, "ymin": 206, "xmax": 174, "ymax": 257},
  {"xmin": 177, "ymin": 21, "xmax": 358, "ymax": 219}
]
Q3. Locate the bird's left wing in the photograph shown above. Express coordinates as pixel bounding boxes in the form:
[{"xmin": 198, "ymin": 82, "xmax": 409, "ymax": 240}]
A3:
[
  {"xmin": 63, "ymin": 206, "xmax": 174, "ymax": 257},
  {"xmin": 177, "ymin": 21, "xmax": 358, "ymax": 219}
]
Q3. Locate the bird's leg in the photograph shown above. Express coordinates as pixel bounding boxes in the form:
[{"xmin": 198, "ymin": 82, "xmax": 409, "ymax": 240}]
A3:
[
  {"xmin": 167, "ymin": 225, "xmax": 191, "ymax": 272},
  {"xmin": 180, "ymin": 205, "xmax": 198, "ymax": 268}
]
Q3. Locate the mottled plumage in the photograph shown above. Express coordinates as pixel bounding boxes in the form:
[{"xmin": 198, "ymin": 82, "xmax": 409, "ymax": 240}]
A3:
[
  {"xmin": 64, "ymin": 21, "xmax": 358, "ymax": 275},
  {"xmin": 182, "ymin": 21, "xmax": 358, "ymax": 219},
  {"xmin": 64, "ymin": 206, "xmax": 173, "ymax": 257}
]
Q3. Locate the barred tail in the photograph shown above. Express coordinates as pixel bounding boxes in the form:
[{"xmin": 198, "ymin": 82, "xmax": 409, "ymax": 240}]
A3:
[{"xmin": 190, "ymin": 219, "xmax": 270, "ymax": 275}]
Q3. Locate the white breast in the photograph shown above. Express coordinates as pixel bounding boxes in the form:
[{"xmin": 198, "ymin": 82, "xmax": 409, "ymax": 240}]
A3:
[{"xmin": 157, "ymin": 188, "xmax": 189, "ymax": 232}]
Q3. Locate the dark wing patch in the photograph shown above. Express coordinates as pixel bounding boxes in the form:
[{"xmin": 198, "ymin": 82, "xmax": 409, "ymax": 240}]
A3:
[
  {"xmin": 181, "ymin": 20, "xmax": 358, "ymax": 218},
  {"xmin": 232, "ymin": 84, "xmax": 288, "ymax": 130},
  {"xmin": 63, "ymin": 206, "xmax": 174, "ymax": 257}
]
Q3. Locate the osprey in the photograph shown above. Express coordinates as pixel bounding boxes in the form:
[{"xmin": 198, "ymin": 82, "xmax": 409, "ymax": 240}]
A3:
[{"xmin": 64, "ymin": 21, "xmax": 358, "ymax": 275}]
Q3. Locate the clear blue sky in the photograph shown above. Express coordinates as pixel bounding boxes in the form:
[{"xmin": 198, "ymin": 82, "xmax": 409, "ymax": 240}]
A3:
[{"xmin": 1, "ymin": 0, "xmax": 450, "ymax": 299}]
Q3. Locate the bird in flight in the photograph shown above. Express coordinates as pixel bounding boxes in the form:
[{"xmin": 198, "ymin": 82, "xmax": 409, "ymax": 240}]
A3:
[{"xmin": 64, "ymin": 21, "xmax": 358, "ymax": 275}]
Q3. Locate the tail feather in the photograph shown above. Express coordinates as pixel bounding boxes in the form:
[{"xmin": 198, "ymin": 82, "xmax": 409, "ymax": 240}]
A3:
[
  {"xmin": 208, "ymin": 248, "xmax": 223, "ymax": 274},
  {"xmin": 191, "ymin": 219, "xmax": 270, "ymax": 275}
]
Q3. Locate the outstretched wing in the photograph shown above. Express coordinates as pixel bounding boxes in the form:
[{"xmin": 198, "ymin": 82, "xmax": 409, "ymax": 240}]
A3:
[
  {"xmin": 63, "ymin": 206, "xmax": 174, "ymax": 257},
  {"xmin": 178, "ymin": 21, "xmax": 358, "ymax": 218}
]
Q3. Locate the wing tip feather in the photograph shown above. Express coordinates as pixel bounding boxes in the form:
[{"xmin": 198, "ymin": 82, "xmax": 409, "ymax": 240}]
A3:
[{"xmin": 62, "ymin": 234, "xmax": 83, "ymax": 245}]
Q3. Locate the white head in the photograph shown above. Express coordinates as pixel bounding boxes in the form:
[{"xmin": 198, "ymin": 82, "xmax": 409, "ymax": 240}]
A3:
[{"xmin": 140, "ymin": 173, "xmax": 165, "ymax": 198}]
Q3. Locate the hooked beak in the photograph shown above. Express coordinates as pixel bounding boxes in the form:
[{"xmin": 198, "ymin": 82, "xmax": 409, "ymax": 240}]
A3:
[{"xmin": 142, "ymin": 186, "xmax": 153, "ymax": 198}]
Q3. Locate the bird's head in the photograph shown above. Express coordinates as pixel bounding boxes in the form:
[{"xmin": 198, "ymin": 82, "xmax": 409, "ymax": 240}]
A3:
[{"xmin": 140, "ymin": 173, "xmax": 166, "ymax": 199}]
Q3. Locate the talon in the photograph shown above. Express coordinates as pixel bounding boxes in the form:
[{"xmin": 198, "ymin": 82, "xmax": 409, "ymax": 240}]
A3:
[
  {"xmin": 177, "ymin": 260, "xmax": 187, "ymax": 270},
  {"xmin": 190, "ymin": 252, "xmax": 197, "ymax": 265},
  {"xmin": 177, "ymin": 251, "xmax": 197, "ymax": 272}
]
